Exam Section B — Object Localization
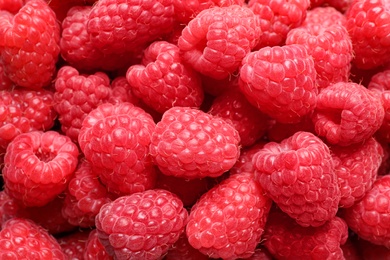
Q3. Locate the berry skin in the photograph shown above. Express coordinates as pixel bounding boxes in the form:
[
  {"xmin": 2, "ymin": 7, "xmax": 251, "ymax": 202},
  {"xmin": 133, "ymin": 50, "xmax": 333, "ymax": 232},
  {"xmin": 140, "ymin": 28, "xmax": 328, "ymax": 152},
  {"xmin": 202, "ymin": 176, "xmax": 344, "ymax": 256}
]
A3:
[
  {"xmin": 311, "ymin": 82, "xmax": 384, "ymax": 146},
  {"xmin": 0, "ymin": 62, "xmax": 13, "ymax": 90},
  {"xmin": 0, "ymin": 218, "xmax": 66, "ymax": 259},
  {"xmin": 126, "ymin": 41, "xmax": 204, "ymax": 113},
  {"xmin": 150, "ymin": 107, "xmax": 241, "ymax": 179},
  {"xmin": 178, "ymin": 5, "xmax": 261, "ymax": 80},
  {"xmin": 3, "ymin": 131, "xmax": 79, "ymax": 207},
  {"xmin": 58, "ymin": 230, "xmax": 91, "ymax": 260},
  {"xmin": 84, "ymin": 229, "xmax": 113, "ymax": 260},
  {"xmin": 0, "ymin": 0, "xmax": 60, "ymax": 89},
  {"xmin": 303, "ymin": 6, "xmax": 347, "ymax": 28},
  {"xmin": 95, "ymin": 189, "xmax": 188, "ymax": 260},
  {"xmin": 239, "ymin": 44, "xmax": 317, "ymax": 124},
  {"xmin": 78, "ymin": 102, "xmax": 157, "ymax": 196},
  {"xmin": 254, "ymin": 131, "xmax": 340, "ymax": 227}
]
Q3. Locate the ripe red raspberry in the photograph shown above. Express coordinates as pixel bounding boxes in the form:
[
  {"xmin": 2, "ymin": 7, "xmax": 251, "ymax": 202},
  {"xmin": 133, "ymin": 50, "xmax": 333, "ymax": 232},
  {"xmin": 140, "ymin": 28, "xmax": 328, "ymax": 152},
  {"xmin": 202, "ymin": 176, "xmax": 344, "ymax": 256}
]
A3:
[
  {"xmin": 346, "ymin": 0, "xmax": 390, "ymax": 69},
  {"xmin": 3, "ymin": 131, "xmax": 79, "ymax": 207},
  {"xmin": 165, "ymin": 233, "xmax": 209, "ymax": 260},
  {"xmin": 0, "ymin": 218, "xmax": 66, "ymax": 259},
  {"xmin": 239, "ymin": 44, "xmax": 317, "ymax": 124},
  {"xmin": 186, "ymin": 170, "xmax": 272, "ymax": 259},
  {"xmin": 178, "ymin": 5, "xmax": 261, "ymax": 80},
  {"xmin": 87, "ymin": 0, "xmax": 175, "ymax": 54},
  {"xmin": 0, "ymin": 62, "xmax": 13, "ymax": 90},
  {"xmin": 0, "ymin": 0, "xmax": 23, "ymax": 13},
  {"xmin": 342, "ymin": 175, "xmax": 390, "ymax": 248},
  {"xmin": 150, "ymin": 107, "xmax": 241, "ymax": 179},
  {"xmin": 263, "ymin": 208, "xmax": 348, "ymax": 259},
  {"xmin": 303, "ymin": 6, "xmax": 347, "ymax": 28},
  {"xmin": 0, "ymin": 190, "xmax": 21, "ymax": 224},
  {"xmin": 54, "ymin": 66, "xmax": 112, "ymax": 142},
  {"xmin": 311, "ymin": 82, "xmax": 384, "ymax": 146},
  {"xmin": 126, "ymin": 41, "xmax": 204, "ymax": 113},
  {"xmin": 330, "ymin": 137, "xmax": 383, "ymax": 208},
  {"xmin": 248, "ymin": 0, "xmax": 311, "ymax": 48},
  {"xmin": 78, "ymin": 102, "xmax": 157, "ymax": 195},
  {"xmin": 95, "ymin": 189, "xmax": 188, "ymax": 259},
  {"xmin": 0, "ymin": 0, "xmax": 60, "ymax": 89},
  {"xmin": 58, "ymin": 230, "xmax": 91, "ymax": 260},
  {"xmin": 254, "ymin": 131, "xmax": 340, "ymax": 227},
  {"xmin": 84, "ymin": 229, "xmax": 113, "ymax": 260},
  {"xmin": 208, "ymin": 89, "xmax": 269, "ymax": 147}
]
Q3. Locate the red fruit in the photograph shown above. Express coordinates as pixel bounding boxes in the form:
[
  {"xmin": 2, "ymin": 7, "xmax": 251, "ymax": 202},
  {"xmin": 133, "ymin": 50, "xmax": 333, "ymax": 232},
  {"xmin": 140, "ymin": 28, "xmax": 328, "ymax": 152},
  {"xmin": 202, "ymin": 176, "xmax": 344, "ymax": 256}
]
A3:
[
  {"xmin": 340, "ymin": 238, "xmax": 361, "ymax": 260},
  {"xmin": 165, "ymin": 233, "xmax": 209, "ymax": 260},
  {"xmin": 84, "ymin": 229, "xmax": 113, "ymax": 260},
  {"xmin": 254, "ymin": 131, "xmax": 340, "ymax": 227},
  {"xmin": 0, "ymin": 0, "xmax": 23, "ymax": 13},
  {"xmin": 0, "ymin": 218, "xmax": 66, "ymax": 259},
  {"xmin": 311, "ymin": 82, "xmax": 384, "ymax": 146},
  {"xmin": 46, "ymin": 0, "xmax": 87, "ymax": 21},
  {"xmin": 358, "ymin": 238, "xmax": 390, "ymax": 259},
  {"xmin": 0, "ymin": 0, "xmax": 60, "ymax": 89},
  {"xmin": 109, "ymin": 76, "xmax": 141, "ymax": 106},
  {"xmin": 178, "ymin": 5, "xmax": 261, "ymax": 80},
  {"xmin": 58, "ymin": 229, "xmax": 91, "ymax": 260},
  {"xmin": 239, "ymin": 44, "xmax": 317, "ymax": 124},
  {"xmin": 149, "ymin": 107, "xmax": 241, "ymax": 179},
  {"xmin": 0, "ymin": 190, "xmax": 22, "ymax": 224},
  {"xmin": 325, "ymin": 0, "xmax": 353, "ymax": 13},
  {"xmin": 3, "ymin": 131, "xmax": 79, "ymax": 207},
  {"xmin": 95, "ymin": 189, "xmax": 188, "ymax": 259},
  {"xmin": 303, "ymin": 6, "xmax": 347, "ymax": 28},
  {"xmin": 78, "ymin": 102, "xmax": 157, "ymax": 195},
  {"xmin": 0, "ymin": 59, "xmax": 13, "ymax": 90}
]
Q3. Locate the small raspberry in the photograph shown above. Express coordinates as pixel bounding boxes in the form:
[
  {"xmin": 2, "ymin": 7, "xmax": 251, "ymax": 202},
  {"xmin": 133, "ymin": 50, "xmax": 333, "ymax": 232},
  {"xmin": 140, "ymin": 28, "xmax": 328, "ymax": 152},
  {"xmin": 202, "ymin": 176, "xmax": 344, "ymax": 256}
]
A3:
[
  {"xmin": 150, "ymin": 107, "xmax": 241, "ymax": 179},
  {"xmin": 0, "ymin": 0, "xmax": 60, "ymax": 89},
  {"xmin": 84, "ymin": 229, "xmax": 113, "ymax": 260},
  {"xmin": 165, "ymin": 233, "xmax": 209, "ymax": 260},
  {"xmin": 3, "ymin": 131, "xmax": 79, "ymax": 207},
  {"xmin": 58, "ymin": 229, "xmax": 91, "ymax": 260},
  {"xmin": 254, "ymin": 131, "xmax": 340, "ymax": 227},
  {"xmin": 78, "ymin": 102, "xmax": 157, "ymax": 195},
  {"xmin": 126, "ymin": 41, "xmax": 204, "ymax": 113},
  {"xmin": 178, "ymin": 5, "xmax": 261, "ymax": 80},
  {"xmin": 239, "ymin": 44, "xmax": 317, "ymax": 124},
  {"xmin": 311, "ymin": 82, "xmax": 384, "ymax": 146},
  {"xmin": 95, "ymin": 189, "xmax": 188, "ymax": 259}
]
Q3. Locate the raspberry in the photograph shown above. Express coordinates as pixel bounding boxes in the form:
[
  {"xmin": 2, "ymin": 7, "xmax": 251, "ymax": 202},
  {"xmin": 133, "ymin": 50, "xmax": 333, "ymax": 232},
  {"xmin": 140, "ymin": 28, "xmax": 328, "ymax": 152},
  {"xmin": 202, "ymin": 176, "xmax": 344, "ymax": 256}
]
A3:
[
  {"xmin": 84, "ymin": 229, "xmax": 113, "ymax": 260},
  {"xmin": 254, "ymin": 131, "xmax": 340, "ymax": 227},
  {"xmin": 346, "ymin": 0, "xmax": 390, "ymax": 69},
  {"xmin": 126, "ymin": 41, "xmax": 204, "ymax": 113},
  {"xmin": 263, "ymin": 208, "xmax": 348, "ymax": 259},
  {"xmin": 239, "ymin": 44, "xmax": 317, "ymax": 124},
  {"xmin": 177, "ymin": 5, "xmax": 261, "ymax": 80},
  {"xmin": 0, "ymin": 61, "xmax": 13, "ymax": 90},
  {"xmin": 330, "ymin": 137, "xmax": 383, "ymax": 208},
  {"xmin": 87, "ymin": 0, "xmax": 175, "ymax": 54},
  {"xmin": 0, "ymin": 190, "xmax": 21, "ymax": 224},
  {"xmin": 54, "ymin": 66, "xmax": 112, "ymax": 142},
  {"xmin": 149, "ymin": 107, "xmax": 241, "ymax": 179},
  {"xmin": 342, "ymin": 175, "xmax": 390, "ymax": 248},
  {"xmin": 58, "ymin": 229, "xmax": 91, "ymax": 260},
  {"xmin": 46, "ymin": 0, "xmax": 87, "ymax": 22},
  {"xmin": 248, "ymin": 0, "xmax": 311, "ymax": 48},
  {"xmin": 325, "ymin": 0, "xmax": 353, "ymax": 13},
  {"xmin": 0, "ymin": 0, "xmax": 23, "ymax": 14},
  {"xmin": 95, "ymin": 189, "xmax": 188, "ymax": 259},
  {"xmin": 78, "ymin": 102, "xmax": 157, "ymax": 195},
  {"xmin": 165, "ymin": 233, "xmax": 209, "ymax": 260},
  {"xmin": 303, "ymin": 6, "xmax": 347, "ymax": 28},
  {"xmin": 311, "ymin": 82, "xmax": 384, "ymax": 146},
  {"xmin": 0, "ymin": 0, "xmax": 60, "ymax": 89},
  {"xmin": 3, "ymin": 131, "xmax": 79, "ymax": 207},
  {"xmin": 0, "ymin": 218, "xmax": 66, "ymax": 259},
  {"xmin": 109, "ymin": 76, "xmax": 140, "ymax": 106}
]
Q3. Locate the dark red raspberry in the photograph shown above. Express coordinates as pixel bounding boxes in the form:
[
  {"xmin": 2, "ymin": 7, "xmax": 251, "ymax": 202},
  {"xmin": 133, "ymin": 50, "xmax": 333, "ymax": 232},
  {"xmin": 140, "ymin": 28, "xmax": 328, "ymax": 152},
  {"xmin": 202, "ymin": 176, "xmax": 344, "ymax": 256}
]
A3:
[
  {"xmin": 150, "ymin": 107, "xmax": 241, "ymax": 179},
  {"xmin": 126, "ymin": 41, "xmax": 204, "ymax": 113},
  {"xmin": 58, "ymin": 229, "xmax": 91, "ymax": 260},
  {"xmin": 3, "ymin": 131, "xmax": 79, "ymax": 207},
  {"xmin": 78, "ymin": 102, "xmax": 157, "ymax": 196},
  {"xmin": 95, "ymin": 189, "xmax": 188, "ymax": 259},
  {"xmin": 178, "ymin": 5, "xmax": 261, "ymax": 80},
  {"xmin": 0, "ymin": 0, "xmax": 60, "ymax": 89},
  {"xmin": 0, "ymin": 218, "xmax": 66, "ymax": 259},
  {"xmin": 239, "ymin": 44, "xmax": 317, "ymax": 124},
  {"xmin": 165, "ymin": 233, "xmax": 209, "ymax": 260},
  {"xmin": 0, "ymin": 0, "xmax": 23, "ymax": 13},
  {"xmin": 311, "ymin": 82, "xmax": 384, "ymax": 146},
  {"xmin": 254, "ymin": 131, "xmax": 340, "ymax": 227},
  {"xmin": 84, "ymin": 229, "xmax": 113, "ymax": 260}
]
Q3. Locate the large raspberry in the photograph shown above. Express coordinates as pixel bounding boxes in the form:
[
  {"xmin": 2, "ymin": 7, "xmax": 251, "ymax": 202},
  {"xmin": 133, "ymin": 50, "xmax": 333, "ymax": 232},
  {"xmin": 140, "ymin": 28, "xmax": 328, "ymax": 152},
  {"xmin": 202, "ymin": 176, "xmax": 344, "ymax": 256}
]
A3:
[
  {"xmin": 149, "ymin": 107, "xmax": 241, "ymax": 179},
  {"xmin": 178, "ymin": 5, "xmax": 261, "ymax": 80},
  {"xmin": 239, "ymin": 44, "xmax": 317, "ymax": 124},
  {"xmin": 0, "ymin": 0, "xmax": 60, "ymax": 89},
  {"xmin": 254, "ymin": 131, "xmax": 340, "ymax": 227},
  {"xmin": 95, "ymin": 189, "xmax": 188, "ymax": 259}
]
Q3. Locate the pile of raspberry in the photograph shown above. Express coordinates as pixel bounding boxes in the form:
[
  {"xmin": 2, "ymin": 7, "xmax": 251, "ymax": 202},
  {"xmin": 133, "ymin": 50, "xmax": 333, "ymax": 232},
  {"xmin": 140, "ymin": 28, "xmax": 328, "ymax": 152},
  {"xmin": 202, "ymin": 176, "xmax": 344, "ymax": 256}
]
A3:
[{"xmin": 2, "ymin": 0, "xmax": 390, "ymax": 259}]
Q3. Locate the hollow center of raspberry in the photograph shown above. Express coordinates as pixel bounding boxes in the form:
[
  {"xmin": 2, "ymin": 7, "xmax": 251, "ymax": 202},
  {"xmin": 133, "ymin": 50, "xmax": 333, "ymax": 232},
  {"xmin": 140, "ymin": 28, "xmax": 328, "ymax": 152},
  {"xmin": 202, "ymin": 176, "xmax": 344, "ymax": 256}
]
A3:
[
  {"xmin": 36, "ymin": 148, "xmax": 55, "ymax": 162},
  {"xmin": 323, "ymin": 109, "xmax": 342, "ymax": 125}
]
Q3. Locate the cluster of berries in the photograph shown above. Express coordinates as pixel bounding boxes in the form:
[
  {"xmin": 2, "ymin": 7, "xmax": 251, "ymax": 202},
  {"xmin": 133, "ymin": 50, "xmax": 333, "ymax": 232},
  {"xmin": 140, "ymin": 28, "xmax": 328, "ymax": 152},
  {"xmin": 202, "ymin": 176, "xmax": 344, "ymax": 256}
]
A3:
[{"xmin": 1, "ymin": 0, "xmax": 390, "ymax": 259}]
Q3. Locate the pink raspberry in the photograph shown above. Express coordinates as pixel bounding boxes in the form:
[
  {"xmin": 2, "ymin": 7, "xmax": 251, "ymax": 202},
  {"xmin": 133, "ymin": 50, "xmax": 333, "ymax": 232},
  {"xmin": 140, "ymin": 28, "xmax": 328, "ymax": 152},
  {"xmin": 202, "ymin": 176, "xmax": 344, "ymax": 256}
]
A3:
[
  {"xmin": 0, "ymin": 218, "xmax": 66, "ymax": 259},
  {"xmin": 239, "ymin": 44, "xmax": 317, "ymax": 124},
  {"xmin": 165, "ymin": 233, "xmax": 209, "ymax": 260},
  {"xmin": 303, "ymin": 6, "xmax": 347, "ymax": 28},
  {"xmin": 84, "ymin": 229, "xmax": 113, "ymax": 260},
  {"xmin": 95, "ymin": 189, "xmax": 188, "ymax": 259},
  {"xmin": 149, "ymin": 107, "xmax": 241, "ymax": 179},
  {"xmin": 311, "ymin": 81, "xmax": 384, "ymax": 146},
  {"xmin": 254, "ymin": 131, "xmax": 340, "ymax": 227},
  {"xmin": 126, "ymin": 41, "xmax": 204, "ymax": 113},
  {"xmin": 3, "ymin": 131, "xmax": 79, "ymax": 207},
  {"xmin": 342, "ymin": 175, "xmax": 390, "ymax": 248},
  {"xmin": 178, "ymin": 5, "xmax": 261, "ymax": 80},
  {"xmin": 0, "ymin": 0, "xmax": 60, "ymax": 89},
  {"xmin": 78, "ymin": 102, "xmax": 157, "ymax": 196},
  {"xmin": 58, "ymin": 230, "xmax": 91, "ymax": 260}
]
